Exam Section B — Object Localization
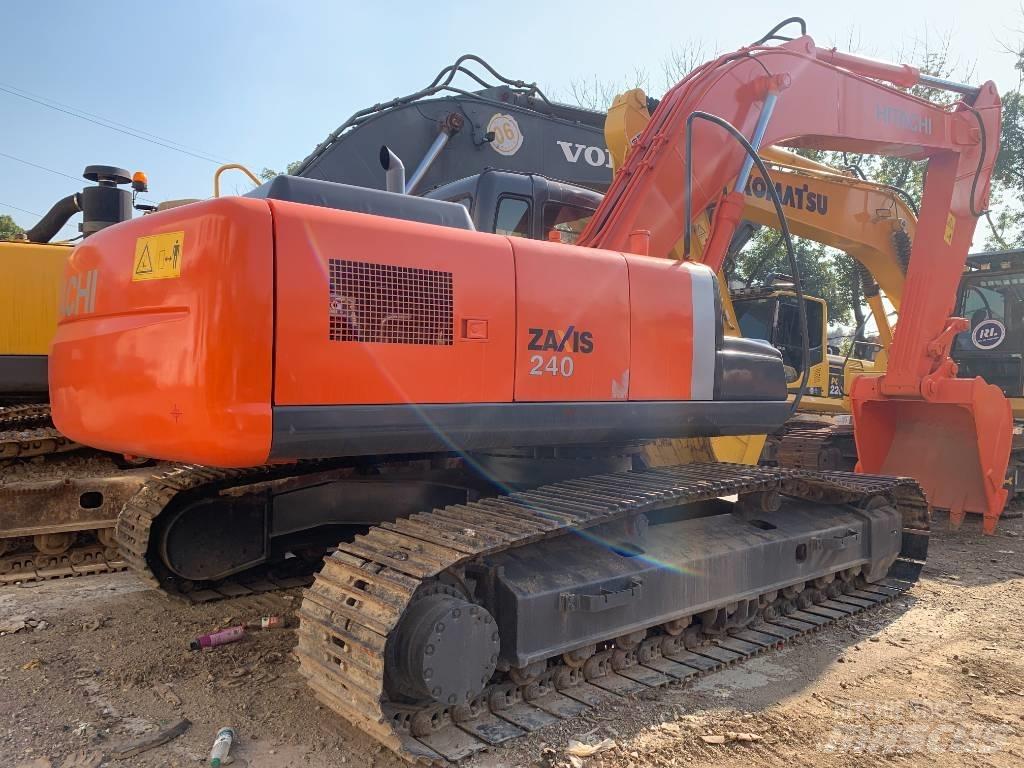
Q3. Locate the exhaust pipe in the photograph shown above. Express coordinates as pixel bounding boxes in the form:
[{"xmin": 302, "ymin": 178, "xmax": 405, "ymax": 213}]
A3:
[{"xmin": 379, "ymin": 146, "xmax": 406, "ymax": 194}]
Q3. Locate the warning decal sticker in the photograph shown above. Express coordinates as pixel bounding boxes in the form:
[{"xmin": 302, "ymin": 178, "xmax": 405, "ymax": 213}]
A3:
[
  {"xmin": 133, "ymin": 231, "xmax": 184, "ymax": 282},
  {"xmin": 943, "ymin": 213, "xmax": 956, "ymax": 245}
]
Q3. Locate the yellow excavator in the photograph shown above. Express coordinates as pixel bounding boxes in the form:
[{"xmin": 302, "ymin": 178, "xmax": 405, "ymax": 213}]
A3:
[
  {"xmin": 0, "ymin": 166, "xmax": 155, "ymax": 579},
  {"xmin": 726, "ymin": 153, "xmax": 917, "ymax": 473}
]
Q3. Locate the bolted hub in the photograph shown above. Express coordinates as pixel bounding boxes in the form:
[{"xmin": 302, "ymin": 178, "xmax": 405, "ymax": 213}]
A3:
[{"xmin": 392, "ymin": 594, "xmax": 499, "ymax": 706}]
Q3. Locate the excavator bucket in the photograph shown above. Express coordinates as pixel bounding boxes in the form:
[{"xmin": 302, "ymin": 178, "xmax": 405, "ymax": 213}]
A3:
[{"xmin": 851, "ymin": 375, "xmax": 1012, "ymax": 534}]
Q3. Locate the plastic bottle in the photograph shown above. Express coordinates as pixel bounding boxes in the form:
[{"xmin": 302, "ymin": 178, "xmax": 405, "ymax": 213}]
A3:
[
  {"xmin": 246, "ymin": 615, "xmax": 285, "ymax": 630},
  {"xmin": 189, "ymin": 625, "xmax": 245, "ymax": 651},
  {"xmin": 209, "ymin": 726, "xmax": 236, "ymax": 767}
]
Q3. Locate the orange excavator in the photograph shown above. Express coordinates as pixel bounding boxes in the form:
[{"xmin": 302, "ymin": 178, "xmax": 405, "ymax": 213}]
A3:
[{"xmin": 47, "ymin": 20, "xmax": 996, "ymax": 763}]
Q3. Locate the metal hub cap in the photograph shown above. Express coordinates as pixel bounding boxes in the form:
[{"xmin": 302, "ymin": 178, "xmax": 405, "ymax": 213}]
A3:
[{"xmin": 395, "ymin": 594, "xmax": 499, "ymax": 705}]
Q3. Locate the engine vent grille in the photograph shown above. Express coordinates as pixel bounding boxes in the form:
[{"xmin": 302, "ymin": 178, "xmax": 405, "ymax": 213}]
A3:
[{"xmin": 328, "ymin": 259, "xmax": 453, "ymax": 345}]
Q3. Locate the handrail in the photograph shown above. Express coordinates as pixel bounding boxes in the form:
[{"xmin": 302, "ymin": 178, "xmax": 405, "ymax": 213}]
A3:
[{"xmin": 213, "ymin": 164, "xmax": 262, "ymax": 198}]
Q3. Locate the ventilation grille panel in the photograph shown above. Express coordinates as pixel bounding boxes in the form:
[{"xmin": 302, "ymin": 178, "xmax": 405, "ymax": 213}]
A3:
[{"xmin": 328, "ymin": 259, "xmax": 453, "ymax": 345}]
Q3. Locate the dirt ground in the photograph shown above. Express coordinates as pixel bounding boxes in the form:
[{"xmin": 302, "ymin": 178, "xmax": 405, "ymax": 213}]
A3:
[{"xmin": 2, "ymin": 511, "xmax": 1022, "ymax": 768}]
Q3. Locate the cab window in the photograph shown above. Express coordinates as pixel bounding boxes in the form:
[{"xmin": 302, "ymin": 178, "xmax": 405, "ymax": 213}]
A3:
[
  {"xmin": 776, "ymin": 296, "xmax": 824, "ymax": 373},
  {"xmin": 734, "ymin": 298, "xmax": 775, "ymax": 341},
  {"xmin": 954, "ymin": 281, "xmax": 1013, "ymax": 351},
  {"xmin": 543, "ymin": 202, "xmax": 595, "ymax": 244},
  {"xmin": 494, "ymin": 196, "xmax": 531, "ymax": 238}
]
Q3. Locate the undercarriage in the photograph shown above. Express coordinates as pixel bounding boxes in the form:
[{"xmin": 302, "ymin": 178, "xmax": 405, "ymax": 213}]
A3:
[
  {"xmin": 98, "ymin": 447, "xmax": 927, "ymax": 764},
  {"xmin": 0, "ymin": 404, "xmax": 153, "ymax": 583}
]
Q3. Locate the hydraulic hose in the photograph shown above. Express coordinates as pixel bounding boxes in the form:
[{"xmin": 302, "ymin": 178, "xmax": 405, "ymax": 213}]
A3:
[
  {"xmin": 753, "ymin": 17, "xmax": 807, "ymax": 45},
  {"xmin": 24, "ymin": 192, "xmax": 80, "ymax": 243},
  {"xmin": 684, "ymin": 111, "xmax": 810, "ymax": 417}
]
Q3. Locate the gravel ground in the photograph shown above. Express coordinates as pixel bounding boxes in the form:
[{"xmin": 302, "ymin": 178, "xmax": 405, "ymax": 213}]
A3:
[{"xmin": 1, "ymin": 510, "xmax": 1022, "ymax": 768}]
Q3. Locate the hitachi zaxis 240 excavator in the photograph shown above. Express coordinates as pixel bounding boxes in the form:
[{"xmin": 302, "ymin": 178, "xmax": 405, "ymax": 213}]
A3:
[
  {"xmin": 0, "ymin": 53, "xmax": 787, "ymax": 582},
  {"xmin": 47, "ymin": 20, "xmax": 999, "ymax": 762}
]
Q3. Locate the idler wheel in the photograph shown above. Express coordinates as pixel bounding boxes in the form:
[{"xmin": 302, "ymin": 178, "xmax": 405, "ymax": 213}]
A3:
[
  {"xmin": 562, "ymin": 644, "xmax": 596, "ymax": 669},
  {"xmin": 34, "ymin": 532, "xmax": 73, "ymax": 556},
  {"xmin": 509, "ymin": 660, "xmax": 546, "ymax": 685},
  {"xmin": 391, "ymin": 594, "xmax": 499, "ymax": 706}
]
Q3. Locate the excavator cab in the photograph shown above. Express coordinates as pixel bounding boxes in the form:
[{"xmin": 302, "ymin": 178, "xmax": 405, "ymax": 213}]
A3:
[
  {"xmin": 731, "ymin": 283, "xmax": 828, "ymax": 396},
  {"xmin": 953, "ymin": 250, "xmax": 1024, "ymax": 401},
  {"xmin": 424, "ymin": 169, "xmax": 602, "ymax": 242}
]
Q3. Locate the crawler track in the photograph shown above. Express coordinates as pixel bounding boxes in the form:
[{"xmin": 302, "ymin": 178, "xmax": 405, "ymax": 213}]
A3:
[
  {"xmin": 0, "ymin": 534, "xmax": 126, "ymax": 584},
  {"xmin": 115, "ymin": 461, "xmax": 357, "ymax": 601},
  {"xmin": 0, "ymin": 404, "xmax": 79, "ymax": 460},
  {"xmin": 1, "ymin": 403, "xmax": 128, "ymax": 584},
  {"xmin": 0, "ymin": 403, "xmax": 55, "ymax": 429},
  {"xmin": 770, "ymin": 420, "xmax": 856, "ymax": 473},
  {"xmin": 0, "ymin": 403, "xmax": 152, "ymax": 586},
  {"xmin": 295, "ymin": 463, "xmax": 927, "ymax": 764}
]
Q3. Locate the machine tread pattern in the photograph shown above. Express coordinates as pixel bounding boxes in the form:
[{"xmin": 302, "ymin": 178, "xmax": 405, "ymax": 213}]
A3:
[{"xmin": 0, "ymin": 540, "xmax": 127, "ymax": 584}]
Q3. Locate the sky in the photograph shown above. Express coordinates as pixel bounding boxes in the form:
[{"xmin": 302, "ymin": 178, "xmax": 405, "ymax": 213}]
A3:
[{"xmin": 1, "ymin": 0, "xmax": 1022, "ymax": 237}]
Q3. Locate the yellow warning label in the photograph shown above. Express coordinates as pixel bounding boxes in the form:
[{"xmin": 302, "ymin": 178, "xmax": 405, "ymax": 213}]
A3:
[
  {"xmin": 944, "ymin": 213, "xmax": 956, "ymax": 246},
  {"xmin": 132, "ymin": 231, "xmax": 184, "ymax": 282}
]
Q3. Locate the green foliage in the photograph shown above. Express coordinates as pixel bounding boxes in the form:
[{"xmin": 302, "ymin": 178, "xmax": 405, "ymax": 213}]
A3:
[
  {"xmin": 259, "ymin": 160, "xmax": 304, "ymax": 181},
  {"xmin": 986, "ymin": 50, "xmax": 1024, "ymax": 248},
  {"xmin": 0, "ymin": 213, "xmax": 24, "ymax": 240}
]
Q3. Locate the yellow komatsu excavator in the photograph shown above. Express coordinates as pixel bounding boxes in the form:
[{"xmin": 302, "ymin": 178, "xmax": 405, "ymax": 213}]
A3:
[{"xmin": 726, "ymin": 153, "xmax": 917, "ymax": 473}]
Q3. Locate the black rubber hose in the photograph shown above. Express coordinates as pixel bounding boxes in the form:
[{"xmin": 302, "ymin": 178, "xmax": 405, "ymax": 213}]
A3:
[
  {"xmin": 684, "ymin": 110, "xmax": 810, "ymax": 417},
  {"xmin": 968, "ymin": 107, "xmax": 989, "ymax": 217},
  {"xmin": 886, "ymin": 183, "xmax": 919, "ymax": 217},
  {"xmin": 24, "ymin": 193, "xmax": 80, "ymax": 243},
  {"xmin": 753, "ymin": 17, "xmax": 807, "ymax": 45}
]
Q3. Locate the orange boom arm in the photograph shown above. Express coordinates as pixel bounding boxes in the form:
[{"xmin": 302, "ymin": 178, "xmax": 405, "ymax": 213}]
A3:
[{"xmin": 579, "ymin": 35, "xmax": 1009, "ymax": 527}]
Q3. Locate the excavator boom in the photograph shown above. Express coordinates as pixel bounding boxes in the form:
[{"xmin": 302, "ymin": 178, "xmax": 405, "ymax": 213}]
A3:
[{"xmin": 581, "ymin": 35, "xmax": 1010, "ymax": 526}]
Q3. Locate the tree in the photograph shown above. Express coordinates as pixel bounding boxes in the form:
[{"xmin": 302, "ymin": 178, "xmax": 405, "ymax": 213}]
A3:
[
  {"xmin": 259, "ymin": 160, "xmax": 304, "ymax": 181},
  {"xmin": 985, "ymin": 32, "xmax": 1024, "ymax": 247},
  {"xmin": 0, "ymin": 214, "xmax": 23, "ymax": 240}
]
